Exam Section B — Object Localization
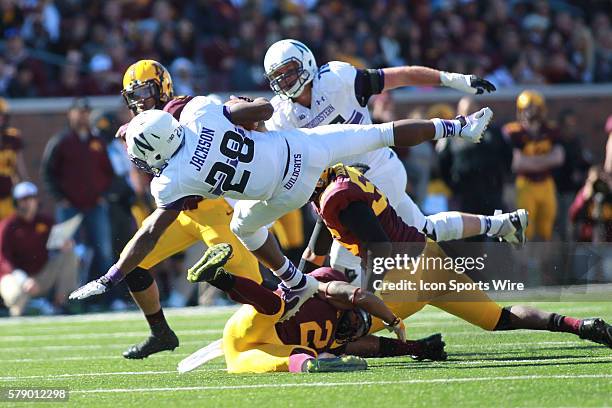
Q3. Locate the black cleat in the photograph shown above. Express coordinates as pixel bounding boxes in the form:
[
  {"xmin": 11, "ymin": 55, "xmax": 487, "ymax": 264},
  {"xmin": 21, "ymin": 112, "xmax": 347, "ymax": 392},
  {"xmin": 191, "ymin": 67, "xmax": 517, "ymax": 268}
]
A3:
[
  {"xmin": 579, "ymin": 318, "xmax": 612, "ymax": 348},
  {"xmin": 187, "ymin": 243, "xmax": 233, "ymax": 283},
  {"xmin": 412, "ymin": 333, "xmax": 447, "ymax": 361},
  {"xmin": 123, "ymin": 330, "xmax": 179, "ymax": 359}
]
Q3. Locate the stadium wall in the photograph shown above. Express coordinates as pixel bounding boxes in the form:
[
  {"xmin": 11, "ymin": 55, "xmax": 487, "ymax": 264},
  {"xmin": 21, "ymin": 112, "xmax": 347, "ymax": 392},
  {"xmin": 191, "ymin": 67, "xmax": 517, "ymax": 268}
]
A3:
[{"xmin": 7, "ymin": 84, "xmax": 611, "ymax": 206}]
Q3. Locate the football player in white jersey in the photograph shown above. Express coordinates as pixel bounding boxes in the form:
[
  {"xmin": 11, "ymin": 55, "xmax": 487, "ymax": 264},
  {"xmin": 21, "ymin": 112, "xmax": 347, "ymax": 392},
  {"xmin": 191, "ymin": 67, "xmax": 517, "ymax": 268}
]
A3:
[
  {"xmin": 69, "ymin": 94, "xmax": 494, "ymax": 318},
  {"xmin": 263, "ymin": 39, "xmax": 526, "ymax": 276}
]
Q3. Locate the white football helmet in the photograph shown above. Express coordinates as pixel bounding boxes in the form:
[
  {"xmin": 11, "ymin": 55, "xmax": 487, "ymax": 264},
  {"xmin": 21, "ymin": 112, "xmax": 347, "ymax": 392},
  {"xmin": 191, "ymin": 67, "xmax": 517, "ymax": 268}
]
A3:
[
  {"xmin": 264, "ymin": 39, "xmax": 317, "ymax": 98},
  {"xmin": 125, "ymin": 109, "xmax": 185, "ymax": 176}
]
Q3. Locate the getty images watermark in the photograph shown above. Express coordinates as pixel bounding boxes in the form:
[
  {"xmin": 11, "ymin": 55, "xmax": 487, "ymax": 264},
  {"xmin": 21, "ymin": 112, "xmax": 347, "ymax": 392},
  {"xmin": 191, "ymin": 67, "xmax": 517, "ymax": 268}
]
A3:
[
  {"xmin": 371, "ymin": 252, "xmax": 524, "ymax": 293},
  {"xmin": 361, "ymin": 241, "xmax": 611, "ymax": 302}
]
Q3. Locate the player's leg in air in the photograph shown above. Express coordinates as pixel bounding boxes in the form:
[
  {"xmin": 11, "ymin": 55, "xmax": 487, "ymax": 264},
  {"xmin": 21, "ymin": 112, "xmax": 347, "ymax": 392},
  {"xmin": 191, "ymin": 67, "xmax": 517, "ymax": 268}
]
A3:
[
  {"xmin": 229, "ymin": 107, "xmax": 495, "ymax": 319},
  {"xmin": 372, "ymin": 242, "xmax": 612, "ymax": 349},
  {"xmin": 188, "ymin": 245, "xmax": 367, "ymax": 373},
  {"xmin": 122, "ymin": 198, "xmax": 261, "ymax": 359}
]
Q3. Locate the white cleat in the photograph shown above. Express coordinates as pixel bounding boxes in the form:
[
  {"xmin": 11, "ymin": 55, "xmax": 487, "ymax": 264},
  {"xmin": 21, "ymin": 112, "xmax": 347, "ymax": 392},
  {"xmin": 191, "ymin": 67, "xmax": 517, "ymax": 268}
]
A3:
[
  {"xmin": 458, "ymin": 107, "xmax": 493, "ymax": 143},
  {"xmin": 278, "ymin": 274, "xmax": 319, "ymax": 322},
  {"xmin": 491, "ymin": 209, "xmax": 529, "ymax": 248}
]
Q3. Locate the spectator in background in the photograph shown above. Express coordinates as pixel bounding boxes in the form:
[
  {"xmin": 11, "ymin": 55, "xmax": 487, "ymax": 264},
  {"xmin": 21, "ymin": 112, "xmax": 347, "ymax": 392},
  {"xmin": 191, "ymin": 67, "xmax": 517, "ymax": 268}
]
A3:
[
  {"xmin": 89, "ymin": 110, "xmax": 135, "ymax": 258},
  {"xmin": 504, "ymin": 90, "xmax": 564, "ymax": 241},
  {"xmin": 569, "ymin": 166, "xmax": 612, "ymax": 242},
  {"xmin": 553, "ymin": 109, "xmax": 590, "ymax": 241},
  {"xmin": 0, "ymin": 97, "xmax": 28, "ymax": 219},
  {"xmin": 0, "ymin": 182, "xmax": 78, "ymax": 316},
  {"xmin": 605, "ymin": 116, "xmax": 612, "ymax": 175},
  {"xmin": 438, "ymin": 96, "xmax": 512, "ymax": 217},
  {"xmin": 396, "ymin": 104, "xmax": 434, "ymax": 207},
  {"xmin": 41, "ymin": 98, "xmax": 122, "ymax": 309},
  {"xmin": 6, "ymin": 61, "xmax": 37, "ymax": 97}
]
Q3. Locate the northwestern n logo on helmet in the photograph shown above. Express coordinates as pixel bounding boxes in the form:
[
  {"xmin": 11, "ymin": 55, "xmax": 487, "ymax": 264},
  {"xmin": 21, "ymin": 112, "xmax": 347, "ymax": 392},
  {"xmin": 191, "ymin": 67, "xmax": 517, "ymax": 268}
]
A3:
[{"xmin": 134, "ymin": 132, "xmax": 156, "ymax": 156}]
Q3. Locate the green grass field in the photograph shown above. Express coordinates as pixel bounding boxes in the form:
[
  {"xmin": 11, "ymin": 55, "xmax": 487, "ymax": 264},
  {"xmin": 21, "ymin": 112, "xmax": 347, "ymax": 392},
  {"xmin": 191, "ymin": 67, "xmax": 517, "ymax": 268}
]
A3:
[{"xmin": 1, "ymin": 301, "xmax": 611, "ymax": 407}]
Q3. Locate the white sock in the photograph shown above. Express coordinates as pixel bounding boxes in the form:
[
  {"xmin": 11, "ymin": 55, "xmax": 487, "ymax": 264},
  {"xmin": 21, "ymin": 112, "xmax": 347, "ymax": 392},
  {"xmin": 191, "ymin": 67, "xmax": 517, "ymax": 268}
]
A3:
[
  {"xmin": 432, "ymin": 118, "xmax": 462, "ymax": 140},
  {"xmin": 272, "ymin": 257, "xmax": 304, "ymax": 288},
  {"xmin": 477, "ymin": 215, "xmax": 489, "ymax": 234}
]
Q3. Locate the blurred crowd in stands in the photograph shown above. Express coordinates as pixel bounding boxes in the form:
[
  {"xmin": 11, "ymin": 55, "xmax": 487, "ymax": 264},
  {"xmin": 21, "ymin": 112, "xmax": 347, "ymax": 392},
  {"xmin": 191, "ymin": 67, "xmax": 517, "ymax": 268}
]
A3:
[{"xmin": 0, "ymin": 0, "xmax": 611, "ymax": 98}]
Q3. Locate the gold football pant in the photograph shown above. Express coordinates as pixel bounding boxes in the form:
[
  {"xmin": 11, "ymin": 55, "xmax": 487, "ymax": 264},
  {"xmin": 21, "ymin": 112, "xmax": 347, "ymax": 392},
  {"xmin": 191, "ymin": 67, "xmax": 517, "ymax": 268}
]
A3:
[
  {"xmin": 124, "ymin": 198, "xmax": 261, "ymax": 283},
  {"xmin": 0, "ymin": 197, "xmax": 14, "ymax": 220},
  {"xmin": 369, "ymin": 241, "xmax": 503, "ymax": 333},
  {"xmin": 515, "ymin": 176, "xmax": 557, "ymax": 240},
  {"xmin": 223, "ymin": 303, "xmax": 317, "ymax": 373},
  {"xmin": 271, "ymin": 209, "xmax": 304, "ymax": 250}
]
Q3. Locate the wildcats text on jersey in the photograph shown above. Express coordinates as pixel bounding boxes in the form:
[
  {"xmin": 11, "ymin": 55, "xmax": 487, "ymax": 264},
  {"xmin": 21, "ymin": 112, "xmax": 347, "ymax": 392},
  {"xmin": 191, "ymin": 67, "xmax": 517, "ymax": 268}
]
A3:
[
  {"xmin": 283, "ymin": 153, "xmax": 302, "ymax": 190},
  {"xmin": 190, "ymin": 126, "xmax": 214, "ymax": 172}
]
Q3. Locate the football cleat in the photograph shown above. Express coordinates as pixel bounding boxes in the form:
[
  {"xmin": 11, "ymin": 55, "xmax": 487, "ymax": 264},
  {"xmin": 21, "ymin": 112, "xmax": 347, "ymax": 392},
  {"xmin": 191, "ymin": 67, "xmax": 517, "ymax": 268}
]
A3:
[
  {"xmin": 411, "ymin": 333, "xmax": 448, "ymax": 361},
  {"xmin": 305, "ymin": 355, "xmax": 368, "ymax": 373},
  {"xmin": 123, "ymin": 330, "xmax": 179, "ymax": 359},
  {"xmin": 490, "ymin": 209, "xmax": 529, "ymax": 248},
  {"xmin": 279, "ymin": 274, "xmax": 319, "ymax": 322},
  {"xmin": 579, "ymin": 318, "xmax": 612, "ymax": 348},
  {"xmin": 187, "ymin": 243, "xmax": 233, "ymax": 283},
  {"xmin": 457, "ymin": 107, "xmax": 493, "ymax": 143}
]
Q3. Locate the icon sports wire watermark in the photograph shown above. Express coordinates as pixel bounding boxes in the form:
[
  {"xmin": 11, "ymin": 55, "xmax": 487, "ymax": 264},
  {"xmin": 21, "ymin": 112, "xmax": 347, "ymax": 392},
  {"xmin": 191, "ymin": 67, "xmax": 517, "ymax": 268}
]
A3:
[{"xmin": 360, "ymin": 241, "xmax": 612, "ymax": 302}]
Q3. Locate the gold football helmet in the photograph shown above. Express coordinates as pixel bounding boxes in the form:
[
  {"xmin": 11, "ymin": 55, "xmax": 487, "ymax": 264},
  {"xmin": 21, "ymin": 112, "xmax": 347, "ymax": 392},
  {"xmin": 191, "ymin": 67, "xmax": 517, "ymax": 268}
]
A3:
[
  {"xmin": 122, "ymin": 60, "xmax": 174, "ymax": 114},
  {"xmin": 516, "ymin": 89, "xmax": 546, "ymax": 123}
]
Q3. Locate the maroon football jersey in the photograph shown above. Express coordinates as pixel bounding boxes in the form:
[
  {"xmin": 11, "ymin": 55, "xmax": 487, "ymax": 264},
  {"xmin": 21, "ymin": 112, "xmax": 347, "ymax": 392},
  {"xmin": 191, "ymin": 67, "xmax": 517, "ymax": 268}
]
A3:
[
  {"xmin": 163, "ymin": 95, "xmax": 194, "ymax": 119},
  {"xmin": 275, "ymin": 267, "xmax": 347, "ymax": 353},
  {"xmin": 313, "ymin": 165, "xmax": 424, "ymax": 257}
]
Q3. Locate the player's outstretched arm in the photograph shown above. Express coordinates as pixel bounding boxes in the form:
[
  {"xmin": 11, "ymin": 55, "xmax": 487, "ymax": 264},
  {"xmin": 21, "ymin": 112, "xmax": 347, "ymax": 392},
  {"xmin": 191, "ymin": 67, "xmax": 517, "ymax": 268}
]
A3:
[
  {"xmin": 224, "ymin": 97, "xmax": 274, "ymax": 126},
  {"xmin": 382, "ymin": 66, "xmax": 496, "ymax": 95},
  {"xmin": 321, "ymin": 281, "xmax": 406, "ymax": 342},
  {"xmin": 69, "ymin": 208, "xmax": 180, "ymax": 300}
]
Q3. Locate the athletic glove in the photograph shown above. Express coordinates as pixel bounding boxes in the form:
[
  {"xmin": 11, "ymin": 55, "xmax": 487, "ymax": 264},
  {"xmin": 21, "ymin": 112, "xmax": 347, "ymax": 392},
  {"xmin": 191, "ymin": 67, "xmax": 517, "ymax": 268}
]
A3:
[
  {"xmin": 440, "ymin": 72, "xmax": 496, "ymax": 95},
  {"xmin": 68, "ymin": 265, "xmax": 124, "ymax": 300}
]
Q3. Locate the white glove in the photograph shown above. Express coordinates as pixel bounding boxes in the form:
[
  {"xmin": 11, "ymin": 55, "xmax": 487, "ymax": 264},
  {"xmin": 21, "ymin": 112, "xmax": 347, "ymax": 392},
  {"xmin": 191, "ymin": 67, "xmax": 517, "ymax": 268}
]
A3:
[
  {"xmin": 440, "ymin": 72, "xmax": 496, "ymax": 94},
  {"xmin": 68, "ymin": 278, "xmax": 111, "ymax": 300}
]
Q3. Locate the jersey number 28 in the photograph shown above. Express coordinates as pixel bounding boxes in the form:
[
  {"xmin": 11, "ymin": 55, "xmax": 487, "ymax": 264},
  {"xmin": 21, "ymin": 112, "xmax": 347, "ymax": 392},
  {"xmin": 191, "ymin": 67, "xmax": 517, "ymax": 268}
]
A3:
[{"xmin": 205, "ymin": 130, "xmax": 254, "ymax": 194}]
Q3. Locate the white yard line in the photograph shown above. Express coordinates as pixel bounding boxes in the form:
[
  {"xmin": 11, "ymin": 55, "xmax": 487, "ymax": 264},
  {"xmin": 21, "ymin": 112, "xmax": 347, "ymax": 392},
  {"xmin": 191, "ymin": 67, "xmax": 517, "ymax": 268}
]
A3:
[
  {"xmin": 0, "ymin": 339, "xmax": 208, "ymax": 352},
  {"xmin": 0, "ymin": 305, "xmax": 238, "ymax": 326},
  {"xmin": 2, "ymin": 356, "xmax": 610, "ymax": 382},
  {"xmin": 1, "ymin": 302, "xmax": 609, "ymax": 327},
  {"xmin": 0, "ymin": 340, "xmax": 594, "ymax": 362},
  {"xmin": 0, "ymin": 329, "xmax": 222, "ymax": 342},
  {"xmin": 69, "ymin": 374, "xmax": 612, "ymax": 394}
]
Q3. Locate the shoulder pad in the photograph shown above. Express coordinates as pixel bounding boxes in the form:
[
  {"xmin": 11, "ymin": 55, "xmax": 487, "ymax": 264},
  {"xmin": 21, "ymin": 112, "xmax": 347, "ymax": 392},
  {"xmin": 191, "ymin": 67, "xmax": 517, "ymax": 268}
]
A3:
[{"xmin": 316, "ymin": 61, "xmax": 355, "ymax": 91}]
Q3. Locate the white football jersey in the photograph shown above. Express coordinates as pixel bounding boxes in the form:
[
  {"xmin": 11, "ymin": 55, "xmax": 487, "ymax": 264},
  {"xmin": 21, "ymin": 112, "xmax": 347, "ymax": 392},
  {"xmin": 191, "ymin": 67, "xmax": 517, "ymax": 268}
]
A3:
[
  {"xmin": 265, "ymin": 61, "xmax": 390, "ymax": 169},
  {"xmin": 151, "ymin": 96, "xmax": 287, "ymax": 208}
]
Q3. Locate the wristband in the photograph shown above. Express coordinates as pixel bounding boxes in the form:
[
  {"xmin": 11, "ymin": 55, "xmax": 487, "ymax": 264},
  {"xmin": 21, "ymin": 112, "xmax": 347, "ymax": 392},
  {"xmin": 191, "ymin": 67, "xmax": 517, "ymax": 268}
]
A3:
[
  {"xmin": 103, "ymin": 264, "xmax": 125, "ymax": 286},
  {"xmin": 385, "ymin": 316, "xmax": 401, "ymax": 329}
]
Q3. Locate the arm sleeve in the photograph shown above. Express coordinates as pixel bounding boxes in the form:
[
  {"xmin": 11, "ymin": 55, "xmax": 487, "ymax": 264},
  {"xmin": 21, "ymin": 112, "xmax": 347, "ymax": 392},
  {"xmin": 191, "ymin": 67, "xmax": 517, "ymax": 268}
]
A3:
[
  {"xmin": 338, "ymin": 201, "xmax": 389, "ymax": 245},
  {"xmin": 354, "ymin": 69, "xmax": 385, "ymax": 107},
  {"xmin": 40, "ymin": 134, "xmax": 65, "ymax": 200}
]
